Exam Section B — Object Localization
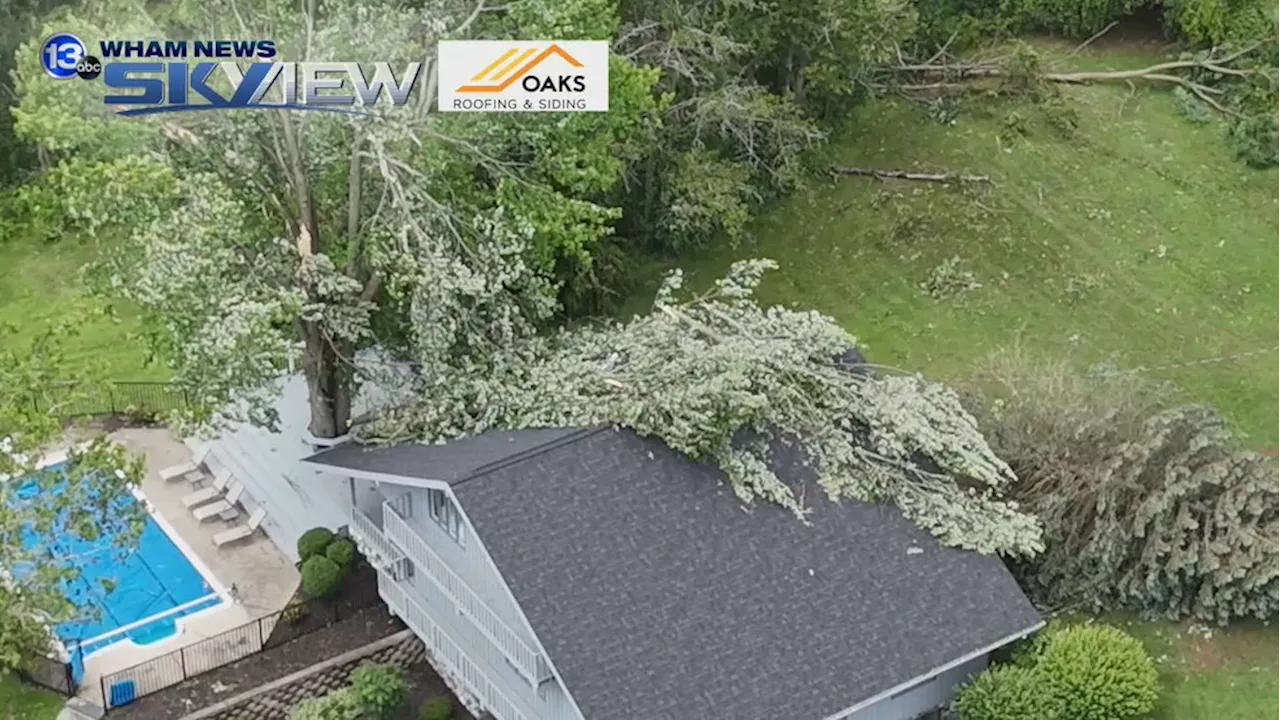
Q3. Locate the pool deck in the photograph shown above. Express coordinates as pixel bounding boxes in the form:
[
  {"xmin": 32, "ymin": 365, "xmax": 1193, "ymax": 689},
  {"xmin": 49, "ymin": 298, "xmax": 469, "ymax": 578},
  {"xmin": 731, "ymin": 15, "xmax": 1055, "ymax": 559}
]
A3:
[{"xmin": 71, "ymin": 428, "xmax": 299, "ymax": 705}]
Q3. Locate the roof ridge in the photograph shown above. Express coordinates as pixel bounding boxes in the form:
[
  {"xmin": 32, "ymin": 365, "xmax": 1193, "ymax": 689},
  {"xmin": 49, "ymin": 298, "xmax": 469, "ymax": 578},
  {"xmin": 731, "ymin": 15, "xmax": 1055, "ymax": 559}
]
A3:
[{"xmin": 452, "ymin": 425, "xmax": 610, "ymax": 487}]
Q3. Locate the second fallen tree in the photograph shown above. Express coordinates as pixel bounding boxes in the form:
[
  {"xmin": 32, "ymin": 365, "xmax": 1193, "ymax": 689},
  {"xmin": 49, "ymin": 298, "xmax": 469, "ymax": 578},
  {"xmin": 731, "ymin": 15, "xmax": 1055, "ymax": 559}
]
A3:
[{"xmin": 876, "ymin": 40, "xmax": 1273, "ymax": 117}]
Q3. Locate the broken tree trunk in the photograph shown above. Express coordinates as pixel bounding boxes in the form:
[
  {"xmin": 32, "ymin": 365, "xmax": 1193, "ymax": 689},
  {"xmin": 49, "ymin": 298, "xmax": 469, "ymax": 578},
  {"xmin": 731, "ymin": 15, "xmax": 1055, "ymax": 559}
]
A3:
[{"xmin": 832, "ymin": 167, "xmax": 991, "ymax": 183}]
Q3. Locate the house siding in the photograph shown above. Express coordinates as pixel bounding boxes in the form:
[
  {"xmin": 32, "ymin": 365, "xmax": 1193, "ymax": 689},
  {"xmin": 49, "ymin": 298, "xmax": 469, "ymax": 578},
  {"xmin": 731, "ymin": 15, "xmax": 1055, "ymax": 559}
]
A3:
[
  {"xmin": 390, "ymin": 487, "xmax": 536, "ymax": 648},
  {"xmin": 368, "ymin": 485, "xmax": 583, "ymax": 720},
  {"xmin": 400, "ymin": 560, "xmax": 579, "ymax": 720},
  {"xmin": 844, "ymin": 655, "xmax": 989, "ymax": 720},
  {"xmin": 186, "ymin": 376, "xmax": 352, "ymax": 562}
]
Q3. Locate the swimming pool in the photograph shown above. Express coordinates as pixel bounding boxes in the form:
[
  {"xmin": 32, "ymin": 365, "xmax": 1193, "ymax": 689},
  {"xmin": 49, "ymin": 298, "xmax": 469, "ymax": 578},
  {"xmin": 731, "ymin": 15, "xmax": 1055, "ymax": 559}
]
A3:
[{"xmin": 9, "ymin": 461, "xmax": 224, "ymax": 681}]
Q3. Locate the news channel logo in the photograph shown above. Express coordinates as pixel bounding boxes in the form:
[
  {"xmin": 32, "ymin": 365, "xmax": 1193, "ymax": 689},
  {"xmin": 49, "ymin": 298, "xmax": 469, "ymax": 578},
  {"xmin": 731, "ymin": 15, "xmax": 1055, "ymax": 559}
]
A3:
[{"xmin": 41, "ymin": 32, "xmax": 103, "ymax": 80}]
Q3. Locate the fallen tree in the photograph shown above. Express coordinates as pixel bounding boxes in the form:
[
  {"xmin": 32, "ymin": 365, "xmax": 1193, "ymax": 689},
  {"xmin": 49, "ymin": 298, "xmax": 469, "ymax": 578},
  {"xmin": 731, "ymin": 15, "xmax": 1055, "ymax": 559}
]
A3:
[
  {"xmin": 362, "ymin": 259, "xmax": 1045, "ymax": 559},
  {"xmin": 962, "ymin": 347, "xmax": 1280, "ymax": 624},
  {"xmin": 875, "ymin": 40, "xmax": 1274, "ymax": 117}
]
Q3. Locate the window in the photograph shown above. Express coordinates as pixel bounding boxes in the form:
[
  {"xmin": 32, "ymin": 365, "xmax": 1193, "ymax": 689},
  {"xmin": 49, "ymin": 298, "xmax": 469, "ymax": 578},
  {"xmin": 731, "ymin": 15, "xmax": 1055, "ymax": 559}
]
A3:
[{"xmin": 427, "ymin": 489, "xmax": 466, "ymax": 546}]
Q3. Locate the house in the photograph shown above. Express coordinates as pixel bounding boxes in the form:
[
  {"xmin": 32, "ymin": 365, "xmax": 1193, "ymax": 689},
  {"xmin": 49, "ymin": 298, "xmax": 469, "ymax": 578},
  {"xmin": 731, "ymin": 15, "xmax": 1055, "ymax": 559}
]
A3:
[{"xmin": 286, "ymin": 424, "xmax": 1044, "ymax": 720}]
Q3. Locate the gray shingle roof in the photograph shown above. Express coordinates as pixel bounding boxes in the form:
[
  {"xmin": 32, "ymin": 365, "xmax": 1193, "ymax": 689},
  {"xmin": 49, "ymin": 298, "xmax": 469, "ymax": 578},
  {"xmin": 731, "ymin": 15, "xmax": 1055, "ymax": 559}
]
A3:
[
  {"xmin": 444, "ymin": 426, "xmax": 1042, "ymax": 720},
  {"xmin": 303, "ymin": 427, "xmax": 585, "ymax": 483}
]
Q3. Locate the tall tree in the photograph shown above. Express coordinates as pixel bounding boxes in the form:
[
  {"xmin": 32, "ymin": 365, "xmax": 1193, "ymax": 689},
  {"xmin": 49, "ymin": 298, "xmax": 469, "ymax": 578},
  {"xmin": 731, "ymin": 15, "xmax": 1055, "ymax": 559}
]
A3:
[
  {"xmin": 0, "ymin": 322, "xmax": 146, "ymax": 674},
  {"xmin": 12, "ymin": 0, "xmax": 662, "ymax": 438}
]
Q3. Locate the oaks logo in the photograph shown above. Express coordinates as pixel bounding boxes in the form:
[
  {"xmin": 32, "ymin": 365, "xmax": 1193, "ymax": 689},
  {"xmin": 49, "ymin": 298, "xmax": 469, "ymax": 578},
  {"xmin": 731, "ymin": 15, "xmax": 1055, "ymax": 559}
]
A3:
[{"xmin": 437, "ymin": 40, "xmax": 608, "ymax": 113}]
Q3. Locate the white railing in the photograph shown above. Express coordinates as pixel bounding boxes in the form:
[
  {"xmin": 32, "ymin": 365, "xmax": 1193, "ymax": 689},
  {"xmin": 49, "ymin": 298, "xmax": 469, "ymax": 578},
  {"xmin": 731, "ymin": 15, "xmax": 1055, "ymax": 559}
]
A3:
[
  {"xmin": 378, "ymin": 571, "xmax": 527, "ymax": 720},
  {"xmin": 349, "ymin": 507, "xmax": 406, "ymax": 577},
  {"xmin": 381, "ymin": 501, "xmax": 550, "ymax": 685}
]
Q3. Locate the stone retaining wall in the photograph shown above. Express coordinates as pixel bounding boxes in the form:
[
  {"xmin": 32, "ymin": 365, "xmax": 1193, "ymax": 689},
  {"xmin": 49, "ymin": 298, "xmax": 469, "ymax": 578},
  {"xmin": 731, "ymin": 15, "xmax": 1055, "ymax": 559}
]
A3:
[{"xmin": 181, "ymin": 630, "xmax": 426, "ymax": 720}]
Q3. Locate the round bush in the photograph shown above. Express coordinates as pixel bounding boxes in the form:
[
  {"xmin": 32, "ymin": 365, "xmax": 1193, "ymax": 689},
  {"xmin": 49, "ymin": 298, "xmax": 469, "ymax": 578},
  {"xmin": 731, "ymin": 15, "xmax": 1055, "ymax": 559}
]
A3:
[
  {"xmin": 297, "ymin": 527, "xmax": 335, "ymax": 561},
  {"xmin": 300, "ymin": 555, "xmax": 344, "ymax": 598},
  {"xmin": 953, "ymin": 664, "xmax": 1060, "ymax": 720},
  {"xmin": 326, "ymin": 537, "xmax": 357, "ymax": 571},
  {"xmin": 350, "ymin": 663, "xmax": 406, "ymax": 719},
  {"xmin": 1035, "ymin": 625, "xmax": 1160, "ymax": 720},
  {"xmin": 420, "ymin": 696, "xmax": 454, "ymax": 720}
]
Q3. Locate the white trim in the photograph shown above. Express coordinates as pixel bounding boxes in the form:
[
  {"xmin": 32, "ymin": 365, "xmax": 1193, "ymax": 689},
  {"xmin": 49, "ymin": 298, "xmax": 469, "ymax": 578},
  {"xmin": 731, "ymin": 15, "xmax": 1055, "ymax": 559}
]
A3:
[
  {"xmin": 820, "ymin": 620, "xmax": 1046, "ymax": 720},
  {"xmin": 443, "ymin": 485, "xmax": 590, "ymax": 719},
  {"xmin": 301, "ymin": 431, "xmax": 351, "ymax": 448},
  {"xmin": 76, "ymin": 591, "xmax": 223, "ymax": 648},
  {"xmin": 0, "ymin": 444, "xmax": 84, "ymax": 482},
  {"xmin": 298, "ymin": 461, "xmax": 453, "ymax": 491}
]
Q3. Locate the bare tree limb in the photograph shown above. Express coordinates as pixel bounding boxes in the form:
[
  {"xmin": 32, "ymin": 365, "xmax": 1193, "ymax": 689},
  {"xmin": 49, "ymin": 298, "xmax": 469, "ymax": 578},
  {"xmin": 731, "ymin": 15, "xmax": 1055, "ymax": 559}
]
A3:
[
  {"xmin": 880, "ymin": 40, "xmax": 1272, "ymax": 117},
  {"xmin": 1069, "ymin": 21, "xmax": 1118, "ymax": 58},
  {"xmin": 832, "ymin": 167, "xmax": 991, "ymax": 183}
]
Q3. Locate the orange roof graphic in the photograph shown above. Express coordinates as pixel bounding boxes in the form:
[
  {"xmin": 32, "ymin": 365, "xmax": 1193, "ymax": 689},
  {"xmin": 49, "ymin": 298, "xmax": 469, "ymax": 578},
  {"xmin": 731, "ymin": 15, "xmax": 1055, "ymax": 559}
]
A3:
[{"xmin": 457, "ymin": 44, "xmax": 583, "ymax": 93}]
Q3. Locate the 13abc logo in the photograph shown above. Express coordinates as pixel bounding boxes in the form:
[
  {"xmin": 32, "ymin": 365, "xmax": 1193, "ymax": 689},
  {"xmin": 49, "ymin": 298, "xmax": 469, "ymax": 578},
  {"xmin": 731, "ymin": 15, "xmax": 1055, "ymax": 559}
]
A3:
[{"xmin": 40, "ymin": 33, "xmax": 101, "ymax": 81}]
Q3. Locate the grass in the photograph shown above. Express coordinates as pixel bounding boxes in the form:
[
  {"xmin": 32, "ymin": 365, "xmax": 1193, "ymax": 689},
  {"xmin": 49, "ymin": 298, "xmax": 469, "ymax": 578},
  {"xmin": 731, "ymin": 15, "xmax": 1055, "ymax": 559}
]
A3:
[
  {"xmin": 0, "ymin": 234, "xmax": 165, "ymax": 380},
  {"xmin": 620, "ymin": 38, "xmax": 1278, "ymax": 718},
  {"xmin": 1068, "ymin": 615, "xmax": 1279, "ymax": 720},
  {"xmin": 0, "ymin": 673, "xmax": 63, "ymax": 720},
  {"xmin": 624, "ymin": 39, "xmax": 1279, "ymax": 446}
]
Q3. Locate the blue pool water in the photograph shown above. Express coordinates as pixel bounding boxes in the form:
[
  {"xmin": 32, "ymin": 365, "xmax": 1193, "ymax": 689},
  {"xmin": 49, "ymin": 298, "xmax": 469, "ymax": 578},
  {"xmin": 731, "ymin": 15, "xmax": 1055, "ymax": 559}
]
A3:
[{"xmin": 10, "ymin": 463, "xmax": 223, "ymax": 681}]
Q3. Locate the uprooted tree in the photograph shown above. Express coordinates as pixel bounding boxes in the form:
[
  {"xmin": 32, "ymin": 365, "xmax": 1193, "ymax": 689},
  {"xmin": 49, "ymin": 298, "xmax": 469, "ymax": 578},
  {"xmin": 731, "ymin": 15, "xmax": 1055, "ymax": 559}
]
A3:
[
  {"xmin": 962, "ymin": 347, "xmax": 1279, "ymax": 624},
  {"xmin": 362, "ymin": 259, "xmax": 1046, "ymax": 559}
]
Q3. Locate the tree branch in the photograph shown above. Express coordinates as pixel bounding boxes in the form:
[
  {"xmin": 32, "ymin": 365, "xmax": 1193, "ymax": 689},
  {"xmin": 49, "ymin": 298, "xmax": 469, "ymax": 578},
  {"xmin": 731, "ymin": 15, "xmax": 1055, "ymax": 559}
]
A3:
[
  {"xmin": 344, "ymin": 127, "xmax": 365, "ymax": 274},
  {"xmin": 832, "ymin": 167, "xmax": 991, "ymax": 183}
]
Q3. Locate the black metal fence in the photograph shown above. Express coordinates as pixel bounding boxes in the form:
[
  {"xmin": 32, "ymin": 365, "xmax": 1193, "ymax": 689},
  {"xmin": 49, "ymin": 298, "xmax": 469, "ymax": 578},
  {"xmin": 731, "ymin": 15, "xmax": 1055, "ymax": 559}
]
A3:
[
  {"xmin": 99, "ymin": 575, "xmax": 384, "ymax": 710},
  {"xmin": 18, "ymin": 655, "xmax": 77, "ymax": 697},
  {"xmin": 32, "ymin": 381, "xmax": 189, "ymax": 418}
]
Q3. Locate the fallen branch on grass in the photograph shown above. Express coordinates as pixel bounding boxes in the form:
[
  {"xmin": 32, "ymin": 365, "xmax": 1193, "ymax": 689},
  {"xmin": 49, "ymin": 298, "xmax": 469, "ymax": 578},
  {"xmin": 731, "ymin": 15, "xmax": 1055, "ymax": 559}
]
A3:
[
  {"xmin": 832, "ymin": 167, "xmax": 991, "ymax": 183},
  {"xmin": 878, "ymin": 40, "xmax": 1271, "ymax": 117}
]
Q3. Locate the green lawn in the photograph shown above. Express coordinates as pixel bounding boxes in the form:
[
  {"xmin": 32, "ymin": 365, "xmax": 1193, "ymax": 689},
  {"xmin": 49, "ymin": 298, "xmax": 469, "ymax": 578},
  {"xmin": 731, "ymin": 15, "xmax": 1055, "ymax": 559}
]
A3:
[
  {"xmin": 1073, "ymin": 615, "xmax": 1279, "ymax": 720},
  {"xmin": 626, "ymin": 40, "xmax": 1279, "ymax": 446},
  {"xmin": 0, "ymin": 235, "xmax": 164, "ymax": 380},
  {"xmin": 0, "ymin": 673, "xmax": 62, "ymax": 720},
  {"xmin": 621, "ymin": 39, "xmax": 1278, "ymax": 717}
]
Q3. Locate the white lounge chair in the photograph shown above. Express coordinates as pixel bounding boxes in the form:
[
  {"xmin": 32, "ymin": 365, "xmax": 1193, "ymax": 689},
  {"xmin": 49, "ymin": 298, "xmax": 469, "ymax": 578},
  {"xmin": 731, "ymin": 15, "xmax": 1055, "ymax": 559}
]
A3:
[
  {"xmin": 160, "ymin": 446, "xmax": 211, "ymax": 482},
  {"xmin": 180, "ymin": 469, "xmax": 232, "ymax": 508},
  {"xmin": 193, "ymin": 483, "xmax": 244, "ymax": 522},
  {"xmin": 213, "ymin": 507, "xmax": 267, "ymax": 547}
]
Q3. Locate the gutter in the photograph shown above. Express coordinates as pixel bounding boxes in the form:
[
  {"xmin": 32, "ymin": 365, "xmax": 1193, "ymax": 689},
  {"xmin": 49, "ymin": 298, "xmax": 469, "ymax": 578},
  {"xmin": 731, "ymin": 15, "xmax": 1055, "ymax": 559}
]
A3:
[{"xmin": 821, "ymin": 620, "xmax": 1047, "ymax": 720}]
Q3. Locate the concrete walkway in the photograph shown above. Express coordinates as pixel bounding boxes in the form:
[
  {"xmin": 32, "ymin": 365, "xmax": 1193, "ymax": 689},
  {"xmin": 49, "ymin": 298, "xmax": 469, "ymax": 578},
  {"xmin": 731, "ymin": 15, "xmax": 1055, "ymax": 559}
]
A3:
[{"xmin": 66, "ymin": 428, "xmax": 298, "ymax": 710}]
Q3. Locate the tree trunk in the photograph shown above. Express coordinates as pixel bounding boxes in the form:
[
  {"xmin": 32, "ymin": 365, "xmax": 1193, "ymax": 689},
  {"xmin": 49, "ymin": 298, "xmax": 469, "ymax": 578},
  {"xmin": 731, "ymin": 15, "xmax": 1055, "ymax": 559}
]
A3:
[{"xmin": 298, "ymin": 320, "xmax": 351, "ymax": 439}]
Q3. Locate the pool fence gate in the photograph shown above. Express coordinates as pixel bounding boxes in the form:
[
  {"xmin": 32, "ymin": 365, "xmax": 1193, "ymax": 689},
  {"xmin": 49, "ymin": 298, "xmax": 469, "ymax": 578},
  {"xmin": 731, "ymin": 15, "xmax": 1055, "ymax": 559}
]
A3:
[
  {"xmin": 32, "ymin": 381, "xmax": 190, "ymax": 419},
  {"xmin": 97, "ymin": 575, "xmax": 383, "ymax": 711}
]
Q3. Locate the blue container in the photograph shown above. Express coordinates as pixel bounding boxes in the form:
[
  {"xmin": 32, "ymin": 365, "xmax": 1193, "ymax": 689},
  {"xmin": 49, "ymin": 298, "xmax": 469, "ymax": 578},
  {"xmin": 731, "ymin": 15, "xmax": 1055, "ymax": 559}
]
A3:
[{"xmin": 109, "ymin": 679, "xmax": 137, "ymax": 707}]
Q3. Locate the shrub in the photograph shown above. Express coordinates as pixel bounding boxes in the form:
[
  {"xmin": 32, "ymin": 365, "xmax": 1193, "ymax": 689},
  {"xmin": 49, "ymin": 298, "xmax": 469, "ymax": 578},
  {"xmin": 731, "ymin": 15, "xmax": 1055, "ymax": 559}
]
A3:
[
  {"xmin": 350, "ymin": 663, "xmax": 406, "ymax": 719},
  {"xmin": 297, "ymin": 527, "xmax": 335, "ymax": 561},
  {"xmin": 953, "ymin": 663, "xmax": 1061, "ymax": 720},
  {"xmin": 300, "ymin": 556, "xmax": 344, "ymax": 598},
  {"xmin": 326, "ymin": 537, "xmax": 357, "ymax": 571},
  {"xmin": 1226, "ymin": 112, "xmax": 1279, "ymax": 168},
  {"xmin": 955, "ymin": 623, "xmax": 1159, "ymax": 720},
  {"xmin": 290, "ymin": 687, "xmax": 362, "ymax": 720},
  {"xmin": 420, "ymin": 696, "xmax": 455, "ymax": 720},
  {"xmin": 1035, "ymin": 625, "xmax": 1160, "ymax": 720}
]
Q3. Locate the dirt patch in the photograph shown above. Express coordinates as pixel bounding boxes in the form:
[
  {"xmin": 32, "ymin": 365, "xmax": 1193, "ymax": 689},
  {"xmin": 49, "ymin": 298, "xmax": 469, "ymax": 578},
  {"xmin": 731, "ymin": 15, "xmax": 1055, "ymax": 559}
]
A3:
[{"xmin": 1189, "ymin": 635, "xmax": 1227, "ymax": 671}]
